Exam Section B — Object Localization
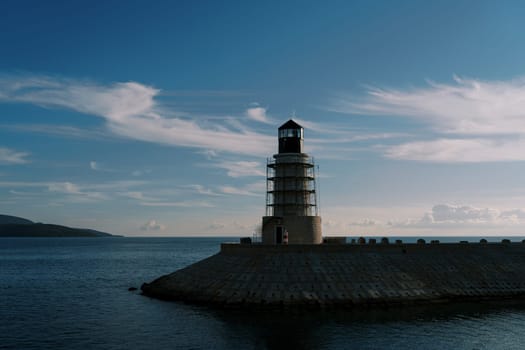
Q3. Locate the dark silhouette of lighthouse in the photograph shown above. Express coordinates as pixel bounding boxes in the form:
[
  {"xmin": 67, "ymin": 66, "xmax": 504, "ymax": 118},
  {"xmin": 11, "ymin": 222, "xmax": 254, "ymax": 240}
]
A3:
[{"xmin": 262, "ymin": 119, "xmax": 322, "ymax": 244}]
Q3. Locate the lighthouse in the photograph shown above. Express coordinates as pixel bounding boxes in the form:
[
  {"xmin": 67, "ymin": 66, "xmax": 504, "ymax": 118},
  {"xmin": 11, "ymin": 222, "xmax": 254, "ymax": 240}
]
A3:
[{"xmin": 262, "ymin": 119, "xmax": 322, "ymax": 244}]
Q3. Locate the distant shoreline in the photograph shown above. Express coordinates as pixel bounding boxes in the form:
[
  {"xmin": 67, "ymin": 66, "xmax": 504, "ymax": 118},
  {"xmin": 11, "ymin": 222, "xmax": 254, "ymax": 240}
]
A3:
[
  {"xmin": 0, "ymin": 223, "xmax": 121, "ymax": 237},
  {"xmin": 0, "ymin": 214, "xmax": 118, "ymax": 237}
]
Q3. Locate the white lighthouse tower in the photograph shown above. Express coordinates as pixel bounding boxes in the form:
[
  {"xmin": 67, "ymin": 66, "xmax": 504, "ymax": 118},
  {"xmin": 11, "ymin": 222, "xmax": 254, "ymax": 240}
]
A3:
[{"xmin": 262, "ymin": 119, "xmax": 322, "ymax": 244}]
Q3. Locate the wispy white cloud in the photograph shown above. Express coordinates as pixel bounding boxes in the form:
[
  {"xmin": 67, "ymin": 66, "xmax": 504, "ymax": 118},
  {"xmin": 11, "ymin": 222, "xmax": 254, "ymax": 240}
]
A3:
[
  {"xmin": 83, "ymin": 180, "xmax": 148, "ymax": 190},
  {"xmin": 47, "ymin": 181, "xmax": 109, "ymax": 202},
  {"xmin": 330, "ymin": 76, "xmax": 525, "ymax": 162},
  {"xmin": 48, "ymin": 181, "xmax": 82, "ymax": 195},
  {"xmin": 119, "ymin": 191, "xmax": 159, "ymax": 202},
  {"xmin": 219, "ymin": 186, "xmax": 257, "ymax": 196},
  {"xmin": 331, "ymin": 76, "xmax": 525, "ymax": 136},
  {"xmin": 141, "ymin": 219, "xmax": 166, "ymax": 231},
  {"xmin": 0, "ymin": 179, "xmax": 147, "ymax": 203},
  {"xmin": 385, "ymin": 138, "xmax": 525, "ymax": 162},
  {"xmin": 184, "ymin": 184, "xmax": 222, "ymax": 196},
  {"xmin": 219, "ymin": 181, "xmax": 265, "ymax": 196},
  {"xmin": 120, "ymin": 191, "xmax": 145, "ymax": 200},
  {"xmin": 0, "ymin": 74, "xmax": 274, "ymax": 156},
  {"xmin": 309, "ymin": 132, "xmax": 411, "ymax": 145},
  {"xmin": 0, "ymin": 147, "xmax": 30, "ymax": 164},
  {"xmin": 88, "ymin": 160, "xmax": 115, "ymax": 172},
  {"xmin": 245, "ymin": 104, "xmax": 272, "ymax": 124},
  {"xmin": 198, "ymin": 149, "xmax": 218, "ymax": 160},
  {"xmin": 214, "ymin": 160, "xmax": 266, "ymax": 177}
]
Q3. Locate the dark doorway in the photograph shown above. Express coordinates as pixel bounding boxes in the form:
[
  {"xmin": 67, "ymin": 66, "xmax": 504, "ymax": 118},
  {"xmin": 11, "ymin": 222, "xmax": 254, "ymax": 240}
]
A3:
[{"xmin": 275, "ymin": 226, "xmax": 283, "ymax": 244}]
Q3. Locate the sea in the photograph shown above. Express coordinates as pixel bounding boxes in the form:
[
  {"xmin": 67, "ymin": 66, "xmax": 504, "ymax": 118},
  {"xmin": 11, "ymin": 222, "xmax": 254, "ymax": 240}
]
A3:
[{"xmin": 2, "ymin": 236, "xmax": 525, "ymax": 349}]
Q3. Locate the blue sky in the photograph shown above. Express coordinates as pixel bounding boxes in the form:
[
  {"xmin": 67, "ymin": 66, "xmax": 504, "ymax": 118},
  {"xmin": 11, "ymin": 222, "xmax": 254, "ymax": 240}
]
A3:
[{"xmin": 2, "ymin": 0, "xmax": 525, "ymax": 236}]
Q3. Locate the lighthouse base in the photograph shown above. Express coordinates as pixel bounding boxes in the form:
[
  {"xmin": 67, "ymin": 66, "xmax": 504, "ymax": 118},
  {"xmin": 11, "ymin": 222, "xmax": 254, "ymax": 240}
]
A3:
[{"xmin": 261, "ymin": 216, "xmax": 322, "ymax": 244}]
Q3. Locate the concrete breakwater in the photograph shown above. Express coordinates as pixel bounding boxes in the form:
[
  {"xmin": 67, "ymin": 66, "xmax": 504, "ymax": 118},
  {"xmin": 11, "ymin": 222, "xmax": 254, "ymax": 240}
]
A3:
[{"xmin": 141, "ymin": 241, "xmax": 525, "ymax": 308}]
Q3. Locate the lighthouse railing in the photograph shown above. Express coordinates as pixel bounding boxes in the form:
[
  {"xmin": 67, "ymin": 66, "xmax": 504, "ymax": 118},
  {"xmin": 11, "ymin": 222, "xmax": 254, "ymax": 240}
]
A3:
[{"xmin": 266, "ymin": 155, "xmax": 315, "ymax": 167}]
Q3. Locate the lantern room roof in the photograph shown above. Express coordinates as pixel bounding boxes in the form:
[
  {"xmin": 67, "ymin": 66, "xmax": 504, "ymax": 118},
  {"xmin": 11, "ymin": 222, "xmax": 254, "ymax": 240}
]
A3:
[{"xmin": 278, "ymin": 119, "xmax": 303, "ymax": 130}]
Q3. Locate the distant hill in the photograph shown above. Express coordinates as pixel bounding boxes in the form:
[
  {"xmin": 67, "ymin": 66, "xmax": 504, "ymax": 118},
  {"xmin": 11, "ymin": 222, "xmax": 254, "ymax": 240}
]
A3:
[
  {"xmin": 0, "ymin": 214, "xmax": 119, "ymax": 237},
  {"xmin": 0, "ymin": 214, "xmax": 33, "ymax": 225}
]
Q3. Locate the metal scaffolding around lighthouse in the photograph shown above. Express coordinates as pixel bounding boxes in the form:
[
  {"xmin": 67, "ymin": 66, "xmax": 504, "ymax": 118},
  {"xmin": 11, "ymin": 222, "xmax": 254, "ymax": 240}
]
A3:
[
  {"xmin": 265, "ymin": 154, "xmax": 318, "ymax": 217},
  {"xmin": 262, "ymin": 119, "xmax": 322, "ymax": 244}
]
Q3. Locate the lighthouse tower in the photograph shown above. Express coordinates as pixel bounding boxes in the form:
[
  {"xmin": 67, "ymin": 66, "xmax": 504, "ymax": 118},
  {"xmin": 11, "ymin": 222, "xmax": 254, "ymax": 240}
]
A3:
[{"xmin": 262, "ymin": 119, "xmax": 322, "ymax": 244}]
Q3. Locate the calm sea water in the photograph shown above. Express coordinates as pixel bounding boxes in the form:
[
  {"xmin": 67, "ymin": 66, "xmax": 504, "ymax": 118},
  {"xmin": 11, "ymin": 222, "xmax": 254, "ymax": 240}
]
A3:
[{"xmin": 2, "ymin": 236, "xmax": 525, "ymax": 349}]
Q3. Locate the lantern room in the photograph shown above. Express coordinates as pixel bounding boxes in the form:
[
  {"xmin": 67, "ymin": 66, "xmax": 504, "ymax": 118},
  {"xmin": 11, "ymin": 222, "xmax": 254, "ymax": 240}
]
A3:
[{"xmin": 278, "ymin": 119, "xmax": 304, "ymax": 154}]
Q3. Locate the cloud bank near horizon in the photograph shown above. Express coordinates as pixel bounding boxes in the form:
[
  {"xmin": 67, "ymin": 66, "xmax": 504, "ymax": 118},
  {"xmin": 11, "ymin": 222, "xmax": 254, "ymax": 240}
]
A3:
[
  {"xmin": 323, "ymin": 202, "xmax": 525, "ymax": 235},
  {"xmin": 391, "ymin": 203, "xmax": 525, "ymax": 228}
]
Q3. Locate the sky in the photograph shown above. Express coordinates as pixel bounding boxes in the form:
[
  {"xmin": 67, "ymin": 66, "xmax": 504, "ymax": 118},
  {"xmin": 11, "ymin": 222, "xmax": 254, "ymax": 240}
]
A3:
[{"xmin": 2, "ymin": 0, "xmax": 525, "ymax": 236}]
